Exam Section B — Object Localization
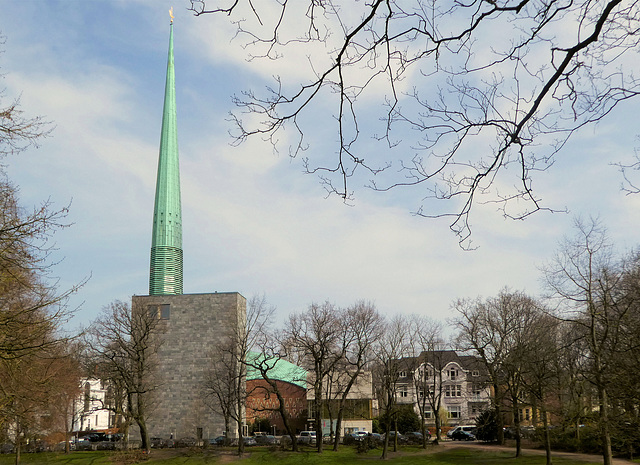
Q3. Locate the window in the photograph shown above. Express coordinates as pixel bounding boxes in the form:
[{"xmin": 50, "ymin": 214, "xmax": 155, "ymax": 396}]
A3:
[
  {"xmin": 445, "ymin": 385, "xmax": 462, "ymax": 397},
  {"xmin": 398, "ymin": 385, "xmax": 409, "ymax": 398},
  {"xmin": 418, "ymin": 388, "xmax": 425, "ymax": 398},
  {"xmin": 399, "ymin": 370, "xmax": 408, "ymax": 378},
  {"xmin": 447, "ymin": 405, "xmax": 461, "ymax": 419},
  {"xmin": 448, "ymin": 367, "xmax": 459, "ymax": 380},
  {"xmin": 472, "ymin": 384, "xmax": 482, "ymax": 399},
  {"xmin": 472, "ymin": 370, "xmax": 480, "ymax": 377},
  {"xmin": 148, "ymin": 304, "xmax": 170, "ymax": 320},
  {"xmin": 83, "ymin": 382, "xmax": 91, "ymax": 413},
  {"xmin": 424, "ymin": 406, "xmax": 432, "ymax": 419}
]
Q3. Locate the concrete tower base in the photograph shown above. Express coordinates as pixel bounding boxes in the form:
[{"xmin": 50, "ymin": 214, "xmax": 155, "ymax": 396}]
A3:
[{"xmin": 132, "ymin": 292, "xmax": 246, "ymax": 441}]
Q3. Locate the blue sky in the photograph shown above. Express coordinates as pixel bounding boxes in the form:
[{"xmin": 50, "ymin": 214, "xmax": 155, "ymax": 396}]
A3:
[{"xmin": 2, "ymin": 1, "xmax": 639, "ymax": 331}]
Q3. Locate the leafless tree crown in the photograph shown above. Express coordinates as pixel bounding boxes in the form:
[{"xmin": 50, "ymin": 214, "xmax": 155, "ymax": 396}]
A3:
[{"xmin": 189, "ymin": 0, "xmax": 639, "ymax": 245}]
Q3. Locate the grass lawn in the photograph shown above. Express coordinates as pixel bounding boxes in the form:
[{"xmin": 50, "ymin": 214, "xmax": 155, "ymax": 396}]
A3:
[{"xmin": 0, "ymin": 446, "xmax": 614, "ymax": 465}]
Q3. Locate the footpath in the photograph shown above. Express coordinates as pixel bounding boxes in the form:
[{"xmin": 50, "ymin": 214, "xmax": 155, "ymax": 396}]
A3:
[{"xmin": 442, "ymin": 440, "xmax": 637, "ymax": 465}]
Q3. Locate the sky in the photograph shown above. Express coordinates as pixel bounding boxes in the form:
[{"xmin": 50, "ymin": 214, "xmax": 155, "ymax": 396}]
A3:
[{"xmin": 2, "ymin": 0, "xmax": 640, "ymax": 333}]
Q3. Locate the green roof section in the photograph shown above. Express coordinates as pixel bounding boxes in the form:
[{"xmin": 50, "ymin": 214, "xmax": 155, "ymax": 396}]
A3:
[
  {"xmin": 149, "ymin": 22, "xmax": 183, "ymax": 295},
  {"xmin": 246, "ymin": 352, "xmax": 307, "ymax": 389}
]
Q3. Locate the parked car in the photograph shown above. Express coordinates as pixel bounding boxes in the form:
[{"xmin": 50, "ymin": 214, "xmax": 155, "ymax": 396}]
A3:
[
  {"xmin": 385, "ymin": 431, "xmax": 408, "ymax": 444},
  {"xmin": 208, "ymin": 436, "xmax": 226, "ymax": 446},
  {"xmin": 450, "ymin": 429, "xmax": 476, "ymax": 441},
  {"xmin": 150, "ymin": 437, "xmax": 166, "ymax": 449},
  {"xmin": 343, "ymin": 433, "xmax": 361, "ymax": 445},
  {"xmin": 175, "ymin": 436, "xmax": 197, "ymax": 447},
  {"xmin": 74, "ymin": 438, "xmax": 93, "ymax": 451},
  {"xmin": 298, "ymin": 431, "xmax": 316, "ymax": 445},
  {"xmin": 242, "ymin": 436, "xmax": 257, "ymax": 446},
  {"xmin": 406, "ymin": 431, "xmax": 431, "ymax": 443},
  {"xmin": 255, "ymin": 435, "xmax": 278, "ymax": 446}
]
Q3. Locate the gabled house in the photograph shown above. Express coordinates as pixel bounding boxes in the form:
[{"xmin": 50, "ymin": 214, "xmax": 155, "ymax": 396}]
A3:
[{"xmin": 395, "ymin": 350, "xmax": 491, "ymax": 426}]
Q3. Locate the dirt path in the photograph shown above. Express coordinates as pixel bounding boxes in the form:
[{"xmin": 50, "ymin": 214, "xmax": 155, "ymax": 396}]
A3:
[{"xmin": 441, "ymin": 440, "xmax": 636, "ymax": 465}]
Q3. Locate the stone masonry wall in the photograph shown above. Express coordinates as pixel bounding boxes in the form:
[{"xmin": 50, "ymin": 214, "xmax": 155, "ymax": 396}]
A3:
[{"xmin": 132, "ymin": 292, "xmax": 246, "ymax": 441}]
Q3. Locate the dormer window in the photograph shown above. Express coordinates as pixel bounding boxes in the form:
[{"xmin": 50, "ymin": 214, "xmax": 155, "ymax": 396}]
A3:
[
  {"xmin": 399, "ymin": 370, "xmax": 408, "ymax": 378},
  {"xmin": 448, "ymin": 367, "xmax": 459, "ymax": 380}
]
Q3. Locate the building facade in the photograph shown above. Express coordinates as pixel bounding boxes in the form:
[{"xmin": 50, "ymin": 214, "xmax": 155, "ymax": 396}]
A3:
[
  {"xmin": 72, "ymin": 378, "xmax": 114, "ymax": 433},
  {"xmin": 395, "ymin": 351, "xmax": 491, "ymax": 426},
  {"xmin": 307, "ymin": 371, "xmax": 376, "ymax": 435},
  {"xmin": 132, "ymin": 293, "xmax": 246, "ymax": 441}
]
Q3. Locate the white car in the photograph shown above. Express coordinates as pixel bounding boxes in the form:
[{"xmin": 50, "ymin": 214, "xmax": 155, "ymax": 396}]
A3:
[{"xmin": 298, "ymin": 431, "xmax": 316, "ymax": 444}]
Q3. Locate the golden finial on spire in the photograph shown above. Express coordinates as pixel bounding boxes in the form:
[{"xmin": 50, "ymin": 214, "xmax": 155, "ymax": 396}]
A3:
[{"xmin": 169, "ymin": 7, "xmax": 174, "ymax": 24}]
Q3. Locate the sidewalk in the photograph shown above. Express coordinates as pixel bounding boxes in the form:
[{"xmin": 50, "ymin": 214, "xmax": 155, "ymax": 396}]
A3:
[{"xmin": 442, "ymin": 440, "xmax": 637, "ymax": 465}]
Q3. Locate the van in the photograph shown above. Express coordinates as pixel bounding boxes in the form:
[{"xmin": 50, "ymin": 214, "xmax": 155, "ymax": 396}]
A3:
[{"xmin": 446, "ymin": 425, "xmax": 476, "ymax": 438}]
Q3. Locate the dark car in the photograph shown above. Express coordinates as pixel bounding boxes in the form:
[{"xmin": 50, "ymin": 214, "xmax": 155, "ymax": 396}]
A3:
[
  {"xmin": 175, "ymin": 436, "xmax": 197, "ymax": 447},
  {"xmin": 385, "ymin": 431, "xmax": 408, "ymax": 444},
  {"xmin": 150, "ymin": 437, "xmax": 166, "ymax": 448},
  {"xmin": 254, "ymin": 435, "xmax": 277, "ymax": 445},
  {"xmin": 450, "ymin": 429, "xmax": 476, "ymax": 441},
  {"xmin": 406, "ymin": 431, "xmax": 431, "ymax": 443},
  {"xmin": 209, "ymin": 436, "xmax": 227, "ymax": 446},
  {"xmin": 342, "ymin": 433, "xmax": 362, "ymax": 445},
  {"xmin": 242, "ymin": 436, "xmax": 257, "ymax": 446}
]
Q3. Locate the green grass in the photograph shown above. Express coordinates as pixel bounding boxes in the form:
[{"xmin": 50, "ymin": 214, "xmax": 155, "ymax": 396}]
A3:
[{"xmin": 0, "ymin": 446, "xmax": 607, "ymax": 465}]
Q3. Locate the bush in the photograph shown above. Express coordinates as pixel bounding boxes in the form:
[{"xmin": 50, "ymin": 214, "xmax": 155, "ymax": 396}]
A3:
[
  {"xmin": 475, "ymin": 408, "xmax": 499, "ymax": 442},
  {"xmin": 377, "ymin": 405, "xmax": 421, "ymax": 434}
]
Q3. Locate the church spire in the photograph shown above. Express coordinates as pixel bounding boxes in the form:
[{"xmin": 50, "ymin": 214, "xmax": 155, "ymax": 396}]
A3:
[{"xmin": 149, "ymin": 20, "xmax": 183, "ymax": 295}]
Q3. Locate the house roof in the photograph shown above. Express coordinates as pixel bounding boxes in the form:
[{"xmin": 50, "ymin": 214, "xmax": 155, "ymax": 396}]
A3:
[{"xmin": 246, "ymin": 352, "xmax": 307, "ymax": 389}]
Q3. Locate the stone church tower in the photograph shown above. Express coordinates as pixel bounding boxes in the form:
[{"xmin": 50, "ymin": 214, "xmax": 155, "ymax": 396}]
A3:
[{"xmin": 133, "ymin": 18, "xmax": 246, "ymax": 441}]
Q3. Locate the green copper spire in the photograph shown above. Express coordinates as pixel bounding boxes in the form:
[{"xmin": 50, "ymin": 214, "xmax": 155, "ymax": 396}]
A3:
[{"xmin": 150, "ymin": 22, "xmax": 183, "ymax": 295}]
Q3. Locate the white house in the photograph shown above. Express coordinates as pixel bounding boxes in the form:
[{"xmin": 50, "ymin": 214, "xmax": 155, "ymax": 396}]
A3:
[
  {"xmin": 395, "ymin": 350, "xmax": 491, "ymax": 425},
  {"xmin": 72, "ymin": 378, "xmax": 114, "ymax": 432}
]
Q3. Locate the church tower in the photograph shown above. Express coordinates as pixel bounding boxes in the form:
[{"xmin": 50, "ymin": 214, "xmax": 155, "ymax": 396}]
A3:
[
  {"xmin": 135, "ymin": 16, "xmax": 246, "ymax": 442},
  {"xmin": 149, "ymin": 17, "xmax": 183, "ymax": 295}
]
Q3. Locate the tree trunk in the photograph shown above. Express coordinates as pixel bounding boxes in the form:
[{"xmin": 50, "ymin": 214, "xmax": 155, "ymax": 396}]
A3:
[
  {"xmin": 137, "ymin": 417, "xmax": 150, "ymax": 453},
  {"xmin": 434, "ymin": 409, "xmax": 442, "ymax": 445},
  {"xmin": 494, "ymin": 383, "xmax": 505, "ymax": 445},
  {"xmin": 14, "ymin": 426, "xmax": 20, "ymax": 465},
  {"xmin": 542, "ymin": 406, "xmax": 552, "ymax": 465},
  {"xmin": 598, "ymin": 384, "xmax": 613, "ymax": 465},
  {"xmin": 237, "ymin": 417, "xmax": 245, "ymax": 455},
  {"xmin": 314, "ymin": 377, "xmax": 324, "ymax": 453},
  {"xmin": 512, "ymin": 399, "xmax": 521, "ymax": 457},
  {"xmin": 393, "ymin": 417, "xmax": 398, "ymax": 452},
  {"xmin": 382, "ymin": 424, "xmax": 390, "ymax": 460},
  {"xmin": 224, "ymin": 415, "xmax": 231, "ymax": 445},
  {"xmin": 333, "ymin": 412, "xmax": 342, "ymax": 451}
]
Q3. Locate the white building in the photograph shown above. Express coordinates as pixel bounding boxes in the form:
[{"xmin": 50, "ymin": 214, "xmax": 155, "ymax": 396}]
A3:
[
  {"xmin": 72, "ymin": 378, "xmax": 113, "ymax": 432},
  {"xmin": 307, "ymin": 371, "xmax": 376, "ymax": 435},
  {"xmin": 395, "ymin": 351, "xmax": 491, "ymax": 425}
]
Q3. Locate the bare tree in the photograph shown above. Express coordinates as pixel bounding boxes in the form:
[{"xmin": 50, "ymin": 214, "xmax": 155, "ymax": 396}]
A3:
[
  {"xmin": 407, "ymin": 315, "xmax": 446, "ymax": 446},
  {"xmin": 453, "ymin": 295, "xmax": 510, "ymax": 445},
  {"xmin": 373, "ymin": 314, "xmax": 410, "ymax": 459},
  {"xmin": 520, "ymin": 310, "xmax": 561, "ymax": 465},
  {"xmin": 495, "ymin": 291, "xmax": 546, "ymax": 458},
  {"xmin": 203, "ymin": 340, "xmax": 241, "ymax": 447},
  {"xmin": 330, "ymin": 301, "xmax": 382, "ymax": 450},
  {"xmin": 203, "ymin": 294, "xmax": 272, "ymax": 455},
  {"xmin": 1, "ymin": 37, "xmax": 52, "ymax": 158},
  {"xmin": 85, "ymin": 300, "xmax": 163, "ymax": 453},
  {"xmin": 542, "ymin": 217, "xmax": 627, "ymax": 465},
  {"xmin": 245, "ymin": 349, "xmax": 305, "ymax": 451},
  {"xmin": 285, "ymin": 302, "xmax": 345, "ymax": 453},
  {"xmin": 188, "ymin": 0, "xmax": 640, "ymax": 245}
]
